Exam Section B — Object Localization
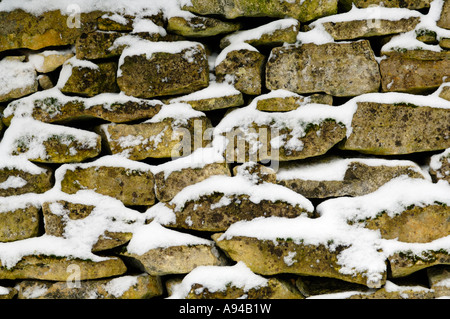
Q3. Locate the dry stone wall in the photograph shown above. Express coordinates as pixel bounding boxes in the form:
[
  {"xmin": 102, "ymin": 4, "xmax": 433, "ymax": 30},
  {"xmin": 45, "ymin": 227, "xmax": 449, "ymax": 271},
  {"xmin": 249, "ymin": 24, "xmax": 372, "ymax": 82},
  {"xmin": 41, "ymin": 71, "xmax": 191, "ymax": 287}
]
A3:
[{"xmin": 0, "ymin": 0, "xmax": 449, "ymax": 300}]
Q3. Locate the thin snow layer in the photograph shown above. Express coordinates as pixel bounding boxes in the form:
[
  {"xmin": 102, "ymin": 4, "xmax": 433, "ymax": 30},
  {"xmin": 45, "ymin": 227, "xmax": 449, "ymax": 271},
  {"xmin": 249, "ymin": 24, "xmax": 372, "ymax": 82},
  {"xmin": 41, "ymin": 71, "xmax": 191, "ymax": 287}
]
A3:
[
  {"xmin": 151, "ymin": 147, "xmax": 225, "ymax": 178},
  {"xmin": 169, "ymin": 81, "xmax": 241, "ymax": 103},
  {"xmin": 222, "ymin": 18, "xmax": 299, "ymax": 47},
  {"xmin": 0, "ymin": 58, "xmax": 36, "ymax": 97},
  {"xmin": 215, "ymin": 42, "xmax": 259, "ymax": 67},
  {"xmin": 381, "ymin": 0, "xmax": 450, "ymax": 52},
  {"xmin": 103, "ymin": 275, "xmax": 139, "ymax": 297},
  {"xmin": 28, "ymin": 48, "xmax": 73, "ymax": 71},
  {"xmin": 3, "ymin": 87, "xmax": 162, "ymax": 119},
  {"xmin": 126, "ymin": 222, "xmax": 213, "ymax": 255},
  {"xmin": 0, "ymin": 193, "xmax": 42, "ymax": 213},
  {"xmin": 56, "ymin": 57, "xmax": 99, "ymax": 89},
  {"xmin": 144, "ymin": 103, "xmax": 205, "ymax": 125},
  {"xmin": 316, "ymin": 176, "xmax": 450, "ymax": 220},
  {"xmin": 168, "ymin": 262, "xmax": 268, "ymax": 299},
  {"xmin": 0, "ymin": 117, "xmax": 99, "ymax": 161},
  {"xmin": 116, "ymin": 37, "xmax": 204, "ymax": 77},
  {"xmin": 0, "ymin": 0, "xmax": 191, "ymax": 18},
  {"xmin": 159, "ymin": 174, "xmax": 314, "ymax": 213},
  {"xmin": 131, "ymin": 18, "xmax": 167, "ymax": 36},
  {"xmin": 218, "ymin": 177, "xmax": 450, "ymax": 287},
  {"xmin": 276, "ymin": 156, "xmax": 425, "ymax": 181}
]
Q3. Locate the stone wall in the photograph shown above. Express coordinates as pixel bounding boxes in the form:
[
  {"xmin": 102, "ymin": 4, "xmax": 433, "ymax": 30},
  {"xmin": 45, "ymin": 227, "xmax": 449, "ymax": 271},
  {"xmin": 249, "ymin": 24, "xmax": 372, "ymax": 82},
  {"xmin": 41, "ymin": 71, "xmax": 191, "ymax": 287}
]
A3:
[{"xmin": 0, "ymin": 0, "xmax": 449, "ymax": 299}]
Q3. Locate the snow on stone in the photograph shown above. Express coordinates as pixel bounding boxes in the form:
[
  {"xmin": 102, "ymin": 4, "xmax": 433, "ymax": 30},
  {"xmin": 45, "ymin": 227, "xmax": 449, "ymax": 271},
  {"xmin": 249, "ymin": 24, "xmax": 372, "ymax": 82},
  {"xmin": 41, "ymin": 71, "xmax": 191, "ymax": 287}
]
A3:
[
  {"xmin": 169, "ymin": 81, "xmax": 241, "ymax": 103},
  {"xmin": 215, "ymin": 42, "xmax": 259, "ymax": 67},
  {"xmin": 56, "ymin": 56, "xmax": 99, "ymax": 89},
  {"xmin": 103, "ymin": 275, "xmax": 139, "ymax": 297},
  {"xmin": 168, "ymin": 262, "xmax": 269, "ymax": 299},
  {"xmin": 0, "ymin": 286, "xmax": 11, "ymax": 296},
  {"xmin": 430, "ymin": 148, "xmax": 450, "ymax": 174},
  {"xmin": 144, "ymin": 102, "xmax": 206, "ymax": 125},
  {"xmin": 276, "ymin": 156, "xmax": 426, "ymax": 182},
  {"xmin": 0, "ymin": 176, "xmax": 27, "ymax": 190},
  {"xmin": 0, "ymin": 58, "xmax": 36, "ymax": 98},
  {"xmin": 126, "ymin": 222, "xmax": 213, "ymax": 255},
  {"xmin": 151, "ymin": 147, "xmax": 225, "ymax": 179},
  {"xmin": 131, "ymin": 18, "xmax": 167, "ymax": 36},
  {"xmin": 221, "ymin": 18, "xmax": 299, "ymax": 47}
]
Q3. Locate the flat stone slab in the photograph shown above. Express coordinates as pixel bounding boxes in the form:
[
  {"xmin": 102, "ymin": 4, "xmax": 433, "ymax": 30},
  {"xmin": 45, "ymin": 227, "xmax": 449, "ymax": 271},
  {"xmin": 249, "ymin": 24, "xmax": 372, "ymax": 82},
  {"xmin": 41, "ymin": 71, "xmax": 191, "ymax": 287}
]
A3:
[
  {"xmin": 266, "ymin": 41, "xmax": 381, "ymax": 97},
  {"xmin": 0, "ymin": 196, "xmax": 40, "ymax": 242},
  {"xmin": 0, "ymin": 58, "xmax": 38, "ymax": 103},
  {"xmin": 0, "ymin": 162, "xmax": 53, "ymax": 197},
  {"xmin": 167, "ymin": 14, "xmax": 241, "ymax": 37}
]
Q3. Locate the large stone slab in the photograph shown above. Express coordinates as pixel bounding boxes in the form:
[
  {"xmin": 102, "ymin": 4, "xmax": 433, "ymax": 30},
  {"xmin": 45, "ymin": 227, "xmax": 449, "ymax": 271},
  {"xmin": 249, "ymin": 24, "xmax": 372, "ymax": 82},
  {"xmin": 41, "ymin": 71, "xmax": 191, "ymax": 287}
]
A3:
[
  {"xmin": 388, "ymin": 249, "xmax": 450, "ymax": 278},
  {"xmin": 117, "ymin": 39, "xmax": 209, "ymax": 98},
  {"xmin": 121, "ymin": 223, "xmax": 225, "ymax": 276},
  {"xmin": 167, "ymin": 14, "xmax": 241, "ymax": 37},
  {"xmin": 266, "ymin": 41, "xmax": 381, "ymax": 97},
  {"xmin": 57, "ymin": 156, "xmax": 155, "ymax": 206},
  {"xmin": 183, "ymin": 0, "xmax": 337, "ymax": 22},
  {"xmin": 146, "ymin": 175, "xmax": 314, "ymax": 232},
  {"xmin": 16, "ymin": 274, "xmax": 163, "ymax": 299},
  {"xmin": 253, "ymin": 90, "xmax": 333, "ymax": 112},
  {"xmin": 339, "ymin": 96, "xmax": 450, "ymax": 155},
  {"xmin": 3, "ymin": 88, "xmax": 163, "ymax": 125},
  {"xmin": 380, "ymin": 50, "xmax": 450, "ymax": 94},
  {"xmin": 98, "ymin": 104, "xmax": 211, "ymax": 160},
  {"xmin": 276, "ymin": 157, "xmax": 426, "ymax": 198}
]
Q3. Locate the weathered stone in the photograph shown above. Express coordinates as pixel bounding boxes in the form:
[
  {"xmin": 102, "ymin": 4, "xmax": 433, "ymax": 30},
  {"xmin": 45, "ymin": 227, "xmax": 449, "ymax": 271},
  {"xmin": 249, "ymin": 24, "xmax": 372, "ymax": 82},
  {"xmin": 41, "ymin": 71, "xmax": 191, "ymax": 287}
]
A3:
[
  {"xmin": 295, "ymin": 276, "xmax": 370, "ymax": 297},
  {"xmin": 276, "ymin": 157, "xmax": 426, "ymax": 198},
  {"xmin": 430, "ymin": 148, "xmax": 450, "ymax": 183},
  {"xmin": 219, "ymin": 18, "xmax": 299, "ymax": 49},
  {"xmin": 0, "ymin": 10, "xmax": 101, "ymax": 52},
  {"xmin": 117, "ymin": 41, "xmax": 209, "ymax": 98},
  {"xmin": 59, "ymin": 163, "xmax": 155, "ymax": 206},
  {"xmin": 0, "ymin": 255, "xmax": 127, "ymax": 281},
  {"xmin": 0, "ymin": 59, "xmax": 38, "ymax": 103},
  {"xmin": 233, "ymin": 162, "xmax": 277, "ymax": 184},
  {"xmin": 97, "ymin": 13, "xmax": 134, "ymax": 31},
  {"xmin": 184, "ymin": 277, "xmax": 303, "ymax": 299},
  {"xmin": 154, "ymin": 162, "xmax": 231, "ymax": 202},
  {"xmin": 213, "ymin": 234, "xmax": 385, "ymax": 288},
  {"xmin": 416, "ymin": 28, "xmax": 438, "ymax": 45},
  {"xmin": 168, "ymin": 15, "xmax": 241, "ymax": 37},
  {"xmin": 17, "ymin": 274, "xmax": 163, "ymax": 299},
  {"xmin": 266, "ymin": 41, "xmax": 381, "ymax": 97},
  {"xmin": 379, "ymin": 50, "xmax": 450, "ymax": 93},
  {"xmin": 0, "ymin": 165, "xmax": 53, "ymax": 196},
  {"xmin": 0, "ymin": 286, "xmax": 17, "ymax": 299},
  {"xmin": 215, "ymin": 48, "xmax": 265, "ymax": 95},
  {"xmin": 439, "ymin": 85, "xmax": 450, "ymax": 101},
  {"xmin": 167, "ymin": 82, "xmax": 244, "ymax": 111},
  {"xmin": 3, "ymin": 89, "xmax": 163, "ymax": 126},
  {"xmin": 37, "ymin": 75, "xmax": 54, "ymax": 90},
  {"xmin": 437, "ymin": 0, "xmax": 450, "ymax": 29},
  {"xmin": 320, "ymin": 17, "xmax": 420, "ymax": 40},
  {"xmin": 440, "ymin": 38, "xmax": 450, "ymax": 49},
  {"xmin": 3, "ymin": 118, "xmax": 102, "ymax": 164},
  {"xmin": 255, "ymin": 92, "xmax": 333, "ymax": 112},
  {"xmin": 349, "ymin": 281, "xmax": 435, "ymax": 299},
  {"xmin": 388, "ymin": 250, "xmax": 450, "ymax": 278},
  {"xmin": 58, "ymin": 59, "xmax": 119, "ymax": 97},
  {"xmin": 0, "ymin": 203, "xmax": 40, "ymax": 242},
  {"xmin": 99, "ymin": 115, "xmax": 211, "ymax": 160},
  {"xmin": 363, "ymin": 204, "xmax": 450, "ymax": 243},
  {"xmin": 427, "ymin": 266, "xmax": 450, "ymax": 298},
  {"xmin": 339, "ymin": 0, "xmax": 432, "ymax": 10},
  {"xmin": 339, "ymin": 101, "xmax": 450, "ymax": 155},
  {"xmin": 183, "ymin": 0, "xmax": 337, "ymax": 23},
  {"xmin": 28, "ymin": 50, "xmax": 74, "ymax": 73}
]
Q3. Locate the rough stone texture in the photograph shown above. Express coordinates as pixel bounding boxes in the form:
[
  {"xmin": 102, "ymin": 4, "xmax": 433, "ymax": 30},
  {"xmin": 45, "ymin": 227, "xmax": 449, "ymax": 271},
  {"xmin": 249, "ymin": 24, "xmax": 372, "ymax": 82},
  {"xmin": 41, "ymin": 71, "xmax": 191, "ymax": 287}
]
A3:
[
  {"xmin": 42, "ymin": 200, "xmax": 133, "ymax": 252},
  {"xmin": 388, "ymin": 250, "xmax": 450, "ymax": 278},
  {"xmin": 220, "ymin": 20, "xmax": 299, "ymax": 49},
  {"xmin": 380, "ymin": 50, "xmax": 450, "ymax": 94},
  {"xmin": 184, "ymin": 278, "xmax": 303, "ymax": 299},
  {"xmin": 233, "ymin": 162, "xmax": 277, "ymax": 184},
  {"xmin": 60, "ymin": 166, "xmax": 156, "ymax": 206},
  {"xmin": 222, "ymin": 120, "xmax": 347, "ymax": 162},
  {"xmin": 117, "ymin": 44, "xmax": 209, "ymax": 98},
  {"xmin": 362, "ymin": 204, "xmax": 450, "ymax": 243},
  {"xmin": 168, "ymin": 90, "xmax": 244, "ymax": 111},
  {"xmin": 266, "ymin": 41, "xmax": 381, "ymax": 97},
  {"xmin": 0, "ymin": 205, "xmax": 40, "ymax": 242},
  {"xmin": 440, "ymin": 38, "xmax": 450, "ymax": 49},
  {"xmin": 0, "ymin": 255, "xmax": 127, "ymax": 280},
  {"xmin": 349, "ymin": 284, "xmax": 435, "ymax": 299},
  {"xmin": 99, "ymin": 117, "xmax": 212, "ymax": 160},
  {"xmin": 440, "ymin": 85, "xmax": 450, "ymax": 101},
  {"xmin": 277, "ymin": 160, "xmax": 425, "ymax": 198},
  {"xmin": 0, "ymin": 60, "xmax": 38, "ymax": 103},
  {"xmin": 427, "ymin": 266, "xmax": 450, "ymax": 298},
  {"xmin": 16, "ymin": 274, "xmax": 163, "ymax": 299},
  {"xmin": 0, "ymin": 10, "xmax": 101, "ymax": 52},
  {"xmin": 430, "ymin": 151, "xmax": 450, "ymax": 183},
  {"xmin": 0, "ymin": 287, "xmax": 17, "ymax": 299},
  {"xmin": 168, "ymin": 15, "xmax": 241, "ymax": 37},
  {"xmin": 154, "ymin": 162, "xmax": 231, "ymax": 202},
  {"xmin": 215, "ymin": 49, "xmax": 266, "ymax": 95},
  {"xmin": 3, "ymin": 94, "xmax": 163, "ymax": 126},
  {"xmin": 437, "ymin": 0, "xmax": 450, "ymax": 29},
  {"xmin": 339, "ymin": 102, "xmax": 450, "ymax": 155},
  {"xmin": 339, "ymin": 0, "xmax": 432, "ymax": 10},
  {"xmin": 255, "ymin": 94, "xmax": 333, "ymax": 112},
  {"xmin": 0, "ymin": 167, "xmax": 53, "ymax": 196},
  {"xmin": 30, "ymin": 51, "xmax": 74, "ymax": 73},
  {"xmin": 320, "ymin": 17, "xmax": 420, "ymax": 40},
  {"xmin": 213, "ymin": 234, "xmax": 386, "ymax": 288},
  {"xmin": 163, "ymin": 194, "xmax": 311, "ymax": 232},
  {"xmin": 121, "ymin": 245, "xmax": 224, "ymax": 276},
  {"xmin": 60, "ymin": 61, "xmax": 119, "ymax": 97},
  {"xmin": 184, "ymin": 0, "xmax": 338, "ymax": 22},
  {"xmin": 296, "ymin": 276, "xmax": 370, "ymax": 297}
]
